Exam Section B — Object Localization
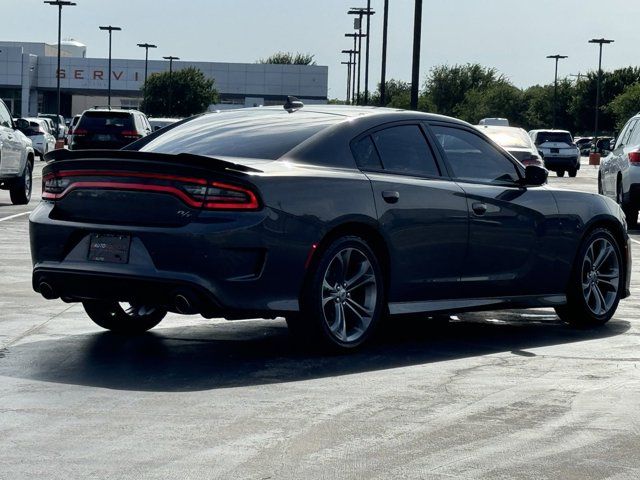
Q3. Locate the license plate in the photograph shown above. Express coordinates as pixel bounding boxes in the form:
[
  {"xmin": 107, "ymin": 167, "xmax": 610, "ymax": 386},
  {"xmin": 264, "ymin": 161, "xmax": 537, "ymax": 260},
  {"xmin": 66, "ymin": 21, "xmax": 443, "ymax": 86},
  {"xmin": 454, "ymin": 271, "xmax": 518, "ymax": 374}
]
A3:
[
  {"xmin": 550, "ymin": 148, "xmax": 559, "ymax": 154},
  {"xmin": 96, "ymin": 134, "xmax": 112, "ymax": 141},
  {"xmin": 88, "ymin": 234, "xmax": 130, "ymax": 264}
]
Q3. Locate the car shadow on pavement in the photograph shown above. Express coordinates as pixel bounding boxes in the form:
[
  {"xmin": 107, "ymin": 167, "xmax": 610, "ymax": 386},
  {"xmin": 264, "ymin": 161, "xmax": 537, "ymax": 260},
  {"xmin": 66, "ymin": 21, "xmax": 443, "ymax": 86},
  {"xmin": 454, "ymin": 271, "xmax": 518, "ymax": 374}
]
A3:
[{"xmin": 0, "ymin": 310, "xmax": 630, "ymax": 392}]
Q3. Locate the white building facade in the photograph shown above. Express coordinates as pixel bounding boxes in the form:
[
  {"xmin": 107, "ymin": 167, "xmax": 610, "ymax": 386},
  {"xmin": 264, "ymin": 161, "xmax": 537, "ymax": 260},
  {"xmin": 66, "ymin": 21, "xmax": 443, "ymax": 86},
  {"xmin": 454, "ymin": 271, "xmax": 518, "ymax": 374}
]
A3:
[{"xmin": 0, "ymin": 41, "xmax": 329, "ymax": 117}]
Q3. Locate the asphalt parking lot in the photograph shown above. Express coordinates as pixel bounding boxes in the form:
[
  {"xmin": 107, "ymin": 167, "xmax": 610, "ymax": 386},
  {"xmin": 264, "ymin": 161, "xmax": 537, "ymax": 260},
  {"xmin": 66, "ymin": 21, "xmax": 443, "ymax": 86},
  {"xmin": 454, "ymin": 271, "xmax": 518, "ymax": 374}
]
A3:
[{"xmin": 1, "ymin": 159, "xmax": 639, "ymax": 479}]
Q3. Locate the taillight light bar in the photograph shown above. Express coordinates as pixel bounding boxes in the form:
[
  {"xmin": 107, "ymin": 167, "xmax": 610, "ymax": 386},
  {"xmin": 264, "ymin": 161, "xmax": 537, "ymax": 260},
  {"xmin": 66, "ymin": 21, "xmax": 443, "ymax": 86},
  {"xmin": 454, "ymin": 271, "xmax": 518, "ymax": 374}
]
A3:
[
  {"xmin": 42, "ymin": 170, "xmax": 260, "ymax": 211},
  {"xmin": 629, "ymin": 151, "xmax": 640, "ymax": 164}
]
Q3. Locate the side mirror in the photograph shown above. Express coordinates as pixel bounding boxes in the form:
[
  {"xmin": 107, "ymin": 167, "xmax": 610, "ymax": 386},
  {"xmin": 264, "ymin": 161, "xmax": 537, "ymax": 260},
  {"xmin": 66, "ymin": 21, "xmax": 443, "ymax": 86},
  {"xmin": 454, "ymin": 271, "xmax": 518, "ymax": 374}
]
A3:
[
  {"xmin": 609, "ymin": 139, "xmax": 616, "ymax": 151},
  {"xmin": 524, "ymin": 164, "xmax": 548, "ymax": 186}
]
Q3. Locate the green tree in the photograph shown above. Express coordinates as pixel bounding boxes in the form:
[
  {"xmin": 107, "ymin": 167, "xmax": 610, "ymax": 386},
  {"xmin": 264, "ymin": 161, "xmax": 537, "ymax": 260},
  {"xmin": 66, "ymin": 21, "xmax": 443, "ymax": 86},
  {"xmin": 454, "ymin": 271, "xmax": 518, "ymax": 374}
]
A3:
[
  {"xmin": 421, "ymin": 64, "xmax": 505, "ymax": 116},
  {"xmin": 607, "ymin": 83, "xmax": 640, "ymax": 131},
  {"xmin": 522, "ymin": 79, "xmax": 575, "ymax": 132},
  {"xmin": 370, "ymin": 80, "xmax": 412, "ymax": 108},
  {"xmin": 141, "ymin": 67, "xmax": 218, "ymax": 117},
  {"xmin": 257, "ymin": 52, "xmax": 316, "ymax": 65},
  {"xmin": 455, "ymin": 83, "xmax": 525, "ymax": 126}
]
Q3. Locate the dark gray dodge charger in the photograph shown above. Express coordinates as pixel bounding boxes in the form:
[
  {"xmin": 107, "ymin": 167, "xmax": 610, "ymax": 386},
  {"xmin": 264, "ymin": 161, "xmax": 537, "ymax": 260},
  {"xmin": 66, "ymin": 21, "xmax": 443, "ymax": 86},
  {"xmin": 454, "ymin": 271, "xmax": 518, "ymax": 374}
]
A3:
[{"xmin": 30, "ymin": 105, "xmax": 631, "ymax": 350}]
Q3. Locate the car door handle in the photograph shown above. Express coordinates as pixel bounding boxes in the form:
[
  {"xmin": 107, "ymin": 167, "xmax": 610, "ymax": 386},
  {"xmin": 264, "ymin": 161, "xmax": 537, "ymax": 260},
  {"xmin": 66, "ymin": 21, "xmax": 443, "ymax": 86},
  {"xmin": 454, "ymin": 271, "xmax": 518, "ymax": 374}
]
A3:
[
  {"xmin": 472, "ymin": 202, "xmax": 487, "ymax": 215},
  {"xmin": 382, "ymin": 190, "xmax": 400, "ymax": 204}
]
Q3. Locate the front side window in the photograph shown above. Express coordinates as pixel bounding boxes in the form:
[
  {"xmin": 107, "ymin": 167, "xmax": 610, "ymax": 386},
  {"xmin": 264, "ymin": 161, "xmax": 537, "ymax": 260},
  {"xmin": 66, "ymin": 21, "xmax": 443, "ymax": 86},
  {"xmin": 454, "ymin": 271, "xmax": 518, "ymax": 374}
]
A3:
[
  {"xmin": 371, "ymin": 125, "xmax": 440, "ymax": 177},
  {"xmin": 431, "ymin": 125, "xmax": 520, "ymax": 185}
]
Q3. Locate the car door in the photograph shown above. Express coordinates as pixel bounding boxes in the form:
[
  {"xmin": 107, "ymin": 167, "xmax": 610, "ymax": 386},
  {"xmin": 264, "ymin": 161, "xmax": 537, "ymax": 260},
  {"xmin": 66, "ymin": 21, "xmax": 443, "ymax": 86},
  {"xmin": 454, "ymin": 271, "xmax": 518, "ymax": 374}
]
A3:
[
  {"xmin": 617, "ymin": 119, "xmax": 639, "ymax": 196},
  {"xmin": 428, "ymin": 122, "xmax": 560, "ymax": 298},
  {"xmin": 0, "ymin": 100, "xmax": 21, "ymax": 173},
  {"xmin": 351, "ymin": 122, "xmax": 469, "ymax": 304}
]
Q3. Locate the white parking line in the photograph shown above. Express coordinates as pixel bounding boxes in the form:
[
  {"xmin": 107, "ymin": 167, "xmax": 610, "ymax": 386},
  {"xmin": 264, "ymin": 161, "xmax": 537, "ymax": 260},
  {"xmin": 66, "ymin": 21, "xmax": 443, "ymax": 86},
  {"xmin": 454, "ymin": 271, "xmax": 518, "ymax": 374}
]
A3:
[{"xmin": 0, "ymin": 211, "xmax": 31, "ymax": 222}]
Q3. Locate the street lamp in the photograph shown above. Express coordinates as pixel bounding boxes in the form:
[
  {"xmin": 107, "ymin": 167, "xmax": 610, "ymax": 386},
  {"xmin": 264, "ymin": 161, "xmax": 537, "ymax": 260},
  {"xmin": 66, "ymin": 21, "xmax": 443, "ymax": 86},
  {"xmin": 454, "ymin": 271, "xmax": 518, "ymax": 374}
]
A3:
[
  {"xmin": 163, "ymin": 55, "xmax": 179, "ymax": 115},
  {"xmin": 588, "ymin": 38, "xmax": 614, "ymax": 145},
  {"xmin": 546, "ymin": 54, "xmax": 568, "ymax": 129},
  {"xmin": 44, "ymin": 1, "xmax": 76, "ymax": 120},
  {"xmin": 342, "ymin": 49, "xmax": 357, "ymax": 104},
  {"xmin": 345, "ymin": 32, "xmax": 365, "ymax": 104},
  {"xmin": 380, "ymin": 0, "xmax": 390, "ymax": 106},
  {"xmin": 341, "ymin": 61, "xmax": 353, "ymax": 104},
  {"xmin": 99, "ymin": 25, "xmax": 122, "ymax": 107},
  {"xmin": 348, "ymin": 5, "xmax": 375, "ymax": 105},
  {"xmin": 411, "ymin": 0, "xmax": 423, "ymax": 110},
  {"xmin": 137, "ymin": 42, "xmax": 157, "ymax": 85}
]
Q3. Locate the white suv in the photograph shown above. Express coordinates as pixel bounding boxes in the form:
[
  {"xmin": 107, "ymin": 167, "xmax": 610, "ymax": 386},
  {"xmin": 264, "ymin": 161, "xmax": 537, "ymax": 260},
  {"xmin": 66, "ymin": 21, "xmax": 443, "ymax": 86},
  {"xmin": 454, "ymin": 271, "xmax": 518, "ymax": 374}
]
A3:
[
  {"xmin": 0, "ymin": 100, "xmax": 35, "ymax": 204},
  {"xmin": 529, "ymin": 129, "xmax": 581, "ymax": 177},
  {"xmin": 599, "ymin": 112, "xmax": 640, "ymax": 226}
]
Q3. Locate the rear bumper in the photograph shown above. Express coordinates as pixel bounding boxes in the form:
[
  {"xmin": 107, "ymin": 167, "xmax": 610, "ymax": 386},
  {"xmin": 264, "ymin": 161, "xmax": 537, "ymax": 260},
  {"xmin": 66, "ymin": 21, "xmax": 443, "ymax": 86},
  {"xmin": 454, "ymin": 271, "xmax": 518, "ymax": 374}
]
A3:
[
  {"xmin": 29, "ymin": 201, "xmax": 313, "ymax": 318},
  {"xmin": 543, "ymin": 156, "xmax": 580, "ymax": 170}
]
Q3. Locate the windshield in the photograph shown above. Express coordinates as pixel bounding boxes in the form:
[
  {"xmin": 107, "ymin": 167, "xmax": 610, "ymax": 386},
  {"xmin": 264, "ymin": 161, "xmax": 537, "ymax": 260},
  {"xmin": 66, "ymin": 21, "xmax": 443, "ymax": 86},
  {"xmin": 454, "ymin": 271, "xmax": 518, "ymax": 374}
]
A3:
[
  {"xmin": 482, "ymin": 128, "xmax": 532, "ymax": 149},
  {"xmin": 535, "ymin": 131, "xmax": 573, "ymax": 145},
  {"xmin": 139, "ymin": 109, "xmax": 346, "ymax": 160}
]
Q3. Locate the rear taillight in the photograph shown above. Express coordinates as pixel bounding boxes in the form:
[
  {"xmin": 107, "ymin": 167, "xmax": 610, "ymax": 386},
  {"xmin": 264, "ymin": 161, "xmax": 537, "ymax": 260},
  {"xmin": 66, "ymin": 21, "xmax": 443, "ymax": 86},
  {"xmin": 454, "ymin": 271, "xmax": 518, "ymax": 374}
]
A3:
[
  {"xmin": 204, "ymin": 182, "xmax": 259, "ymax": 210},
  {"xmin": 120, "ymin": 130, "xmax": 142, "ymax": 139},
  {"xmin": 42, "ymin": 170, "xmax": 260, "ymax": 211},
  {"xmin": 629, "ymin": 151, "xmax": 640, "ymax": 164},
  {"xmin": 73, "ymin": 128, "xmax": 87, "ymax": 137}
]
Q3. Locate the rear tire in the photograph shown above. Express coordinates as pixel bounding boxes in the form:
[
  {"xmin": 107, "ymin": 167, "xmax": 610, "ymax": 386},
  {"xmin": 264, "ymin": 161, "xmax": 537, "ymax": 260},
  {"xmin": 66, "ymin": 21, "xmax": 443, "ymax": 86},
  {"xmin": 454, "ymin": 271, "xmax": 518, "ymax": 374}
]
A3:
[
  {"xmin": 288, "ymin": 235, "xmax": 385, "ymax": 351},
  {"xmin": 556, "ymin": 170, "xmax": 565, "ymax": 177},
  {"xmin": 83, "ymin": 301, "xmax": 167, "ymax": 334},
  {"xmin": 568, "ymin": 168, "xmax": 577, "ymax": 178},
  {"xmin": 9, "ymin": 161, "xmax": 32, "ymax": 205},
  {"xmin": 555, "ymin": 228, "xmax": 622, "ymax": 327}
]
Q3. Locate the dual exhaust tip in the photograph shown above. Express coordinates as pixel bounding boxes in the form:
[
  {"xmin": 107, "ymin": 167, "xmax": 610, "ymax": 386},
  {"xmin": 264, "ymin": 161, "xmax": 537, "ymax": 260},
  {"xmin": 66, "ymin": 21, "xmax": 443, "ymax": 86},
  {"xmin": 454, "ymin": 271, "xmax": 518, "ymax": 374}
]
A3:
[{"xmin": 38, "ymin": 280, "xmax": 199, "ymax": 315}]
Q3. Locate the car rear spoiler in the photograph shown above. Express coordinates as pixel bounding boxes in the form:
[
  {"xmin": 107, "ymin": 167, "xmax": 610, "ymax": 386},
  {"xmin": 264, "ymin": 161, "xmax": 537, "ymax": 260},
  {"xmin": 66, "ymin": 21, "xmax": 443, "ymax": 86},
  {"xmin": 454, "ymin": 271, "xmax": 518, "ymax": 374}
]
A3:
[{"xmin": 43, "ymin": 149, "xmax": 263, "ymax": 174}]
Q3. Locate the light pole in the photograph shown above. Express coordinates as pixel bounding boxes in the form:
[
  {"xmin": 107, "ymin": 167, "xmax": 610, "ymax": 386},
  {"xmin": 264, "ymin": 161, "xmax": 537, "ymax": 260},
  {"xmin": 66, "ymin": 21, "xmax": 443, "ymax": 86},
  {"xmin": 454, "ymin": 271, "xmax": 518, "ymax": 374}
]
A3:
[
  {"xmin": 546, "ymin": 54, "xmax": 568, "ymax": 129},
  {"xmin": 341, "ymin": 61, "xmax": 353, "ymax": 104},
  {"xmin": 163, "ymin": 55, "xmax": 179, "ymax": 116},
  {"xmin": 588, "ymin": 38, "xmax": 614, "ymax": 144},
  {"xmin": 99, "ymin": 25, "xmax": 122, "ymax": 107},
  {"xmin": 44, "ymin": 1, "xmax": 76, "ymax": 120},
  {"xmin": 380, "ymin": 0, "xmax": 390, "ymax": 106},
  {"xmin": 349, "ymin": 5, "xmax": 375, "ymax": 105},
  {"xmin": 345, "ymin": 33, "xmax": 364, "ymax": 104},
  {"xmin": 342, "ymin": 49, "xmax": 357, "ymax": 104},
  {"xmin": 137, "ymin": 42, "xmax": 157, "ymax": 85},
  {"xmin": 411, "ymin": 0, "xmax": 423, "ymax": 110}
]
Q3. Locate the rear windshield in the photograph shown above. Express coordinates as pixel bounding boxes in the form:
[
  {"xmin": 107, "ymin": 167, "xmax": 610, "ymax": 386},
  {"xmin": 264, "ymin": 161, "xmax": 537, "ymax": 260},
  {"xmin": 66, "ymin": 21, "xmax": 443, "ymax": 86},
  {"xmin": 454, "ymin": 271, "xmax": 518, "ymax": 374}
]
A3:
[
  {"xmin": 535, "ymin": 132, "xmax": 573, "ymax": 145},
  {"xmin": 482, "ymin": 128, "xmax": 532, "ymax": 149},
  {"xmin": 139, "ymin": 109, "xmax": 346, "ymax": 160},
  {"xmin": 78, "ymin": 111, "xmax": 134, "ymax": 131}
]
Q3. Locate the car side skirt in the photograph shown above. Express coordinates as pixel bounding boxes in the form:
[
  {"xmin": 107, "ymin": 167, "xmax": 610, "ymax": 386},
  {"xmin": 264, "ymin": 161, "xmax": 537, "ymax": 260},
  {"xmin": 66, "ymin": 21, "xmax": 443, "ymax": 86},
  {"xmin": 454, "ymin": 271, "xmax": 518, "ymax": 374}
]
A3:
[{"xmin": 388, "ymin": 294, "xmax": 566, "ymax": 315}]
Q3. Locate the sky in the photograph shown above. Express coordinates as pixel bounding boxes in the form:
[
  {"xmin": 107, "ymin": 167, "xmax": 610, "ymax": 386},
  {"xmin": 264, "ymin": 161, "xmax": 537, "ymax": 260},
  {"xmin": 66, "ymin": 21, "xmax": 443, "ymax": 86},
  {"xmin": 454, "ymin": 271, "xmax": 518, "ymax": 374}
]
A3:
[{"xmin": 4, "ymin": 0, "xmax": 640, "ymax": 100}]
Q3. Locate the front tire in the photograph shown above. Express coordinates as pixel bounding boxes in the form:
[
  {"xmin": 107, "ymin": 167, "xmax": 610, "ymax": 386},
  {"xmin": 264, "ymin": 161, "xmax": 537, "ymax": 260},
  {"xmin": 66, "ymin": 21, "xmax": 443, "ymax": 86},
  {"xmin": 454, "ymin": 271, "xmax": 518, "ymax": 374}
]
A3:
[
  {"xmin": 9, "ymin": 161, "xmax": 32, "ymax": 205},
  {"xmin": 289, "ymin": 236, "xmax": 385, "ymax": 350},
  {"xmin": 83, "ymin": 301, "xmax": 167, "ymax": 334},
  {"xmin": 555, "ymin": 228, "xmax": 622, "ymax": 327}
]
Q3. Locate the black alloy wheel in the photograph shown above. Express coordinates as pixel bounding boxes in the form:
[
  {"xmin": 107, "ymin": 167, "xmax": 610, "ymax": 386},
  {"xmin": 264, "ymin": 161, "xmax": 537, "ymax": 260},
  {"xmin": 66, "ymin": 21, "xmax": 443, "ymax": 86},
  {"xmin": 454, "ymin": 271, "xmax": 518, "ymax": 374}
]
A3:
[
  {"xmin": 555, "ymin": 228, "xmax": 622, "ymax": 327},
  {"xmin": 83, "ymin": 301, "xmax": 167, "ymax": 334},
  {"xmin": 288, "ymin": 236, "xmax": 385, "ymax": 350}
]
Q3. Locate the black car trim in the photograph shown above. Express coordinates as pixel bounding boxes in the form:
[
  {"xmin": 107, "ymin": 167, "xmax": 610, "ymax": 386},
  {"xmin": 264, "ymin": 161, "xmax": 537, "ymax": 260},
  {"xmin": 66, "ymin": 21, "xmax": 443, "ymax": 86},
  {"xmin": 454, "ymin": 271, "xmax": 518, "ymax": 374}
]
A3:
[{"xmin": 389, "ymin": 294, "xmax": 567, "ymax": 315}]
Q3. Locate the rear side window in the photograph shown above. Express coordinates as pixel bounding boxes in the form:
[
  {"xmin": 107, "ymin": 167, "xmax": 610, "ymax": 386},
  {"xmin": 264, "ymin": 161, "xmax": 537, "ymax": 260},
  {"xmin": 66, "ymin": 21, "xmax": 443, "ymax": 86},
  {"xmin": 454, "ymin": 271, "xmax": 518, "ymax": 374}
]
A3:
[
  {"xmin": 618, "ymin": 119, "xmax": 638, "ymax": 148},
  {"xmin": 431, "ymin": 125, "xmax": 519, "ymax": 185},
  {"xmin": 371, "ymin": 125, "xmax": 440, "ymax": 177},
  {"xmin": 352, "ymin": 135, "xmax": 383, "ymax": 170},
  {"xmin": 78, "ymin": 112, "xmax": 134, "ymax": 131}
]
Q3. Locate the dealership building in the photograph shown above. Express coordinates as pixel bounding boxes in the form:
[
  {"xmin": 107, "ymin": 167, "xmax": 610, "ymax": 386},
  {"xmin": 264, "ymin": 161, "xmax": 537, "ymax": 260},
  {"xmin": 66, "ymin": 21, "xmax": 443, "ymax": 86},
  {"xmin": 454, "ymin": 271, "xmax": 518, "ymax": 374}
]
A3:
[{"xmin": 0, "ymin": 40, "xmax": 329, "ymax": 117}]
